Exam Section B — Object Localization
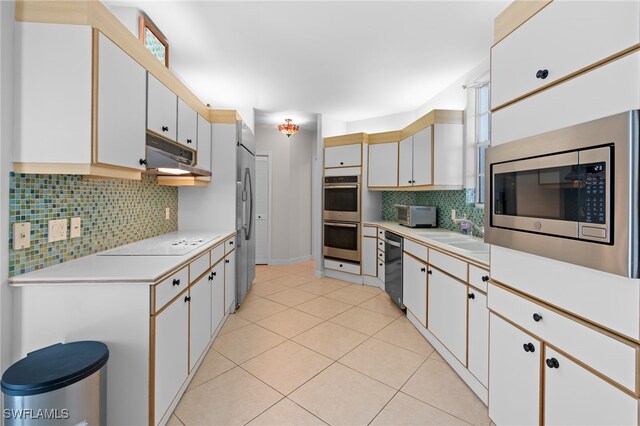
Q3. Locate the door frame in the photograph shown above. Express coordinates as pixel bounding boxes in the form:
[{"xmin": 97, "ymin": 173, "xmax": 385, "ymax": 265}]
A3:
[{"xmin": 255, "ymin": 153, "xmax": 272, "ymax": 265}]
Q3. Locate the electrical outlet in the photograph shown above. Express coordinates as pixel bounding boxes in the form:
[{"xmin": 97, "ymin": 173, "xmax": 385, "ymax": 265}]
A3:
[
  {"xmin": 165, "ymin": 208, "xmax": 170, "ymax": 220},
  {"xmin": 48, "ymin": 219, "xmax": 67, "ymax": 243},
  {"xmin": 451, "ymin": 209, "xmax": 456, "ymax": 222},
  {"xmin": 70, "ymin": 217, "xmax": 81, "ymax": 238},
  {"xmin": 13, "ymin": 222, "xmax": 30, "ymax": 249}
]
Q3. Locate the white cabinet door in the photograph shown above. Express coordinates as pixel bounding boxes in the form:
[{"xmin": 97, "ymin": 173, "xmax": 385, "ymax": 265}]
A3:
[
  {"xmin": 362, "ymin": 237, "xmax": 377, "ymax": 277},
  {"xmin": 210, "ymin": 261, "xmax": 225, "ymax": 336},
  {"xmin": 196, "ymin": 115, "xmax": 212, "ymax": 172},
  {"xmin": 491, "ymin": 1, "xmax": 640, "ymax": 109},
  {"xmin": 544, "ymin": 347, "xmax": 638, "ymax": 426},
  {"xmin": 154, "ymin": 294, "xmax": 188, "ymax": 424},
  {"xmin": 411, "ymin": 127, "xmax": 432, "ymax": 186},
  {"xmin": 427, "ymin": 268, "xmax": 467, "ymax": 363},
  {"xmin": 433, "ymin": 124, "xmax": 463, "ymax": 186},
  {"xmin": 398, "ymin": 136, "xmax": 413, "ymax": 187},
  {"xmin": 402, "ymin": 253, "xmax": 427, "ymax": 327},
  {"xmin": 97, "ymin": 32, "xmax": 146, "ymax": 170},
  {"xmin": 467, "ymin": 289, "xmax": 488, "ymax": 387},
  {"xmin": 324, "ymin": 144, "xmax": 361, "ymax": 168},
  {"xmin": 489, "ymin": 313, "xmax": 540, "ymax": 426},
  {"xmin": 147, "ymin": 73, "xmax": 177, "ymax": 141},
  {"xmin": 224, "ymin": 252, "xmax": 236, "ymax": 314},
  {"xmin": 368, "ymin": 142, "xmax": 398, "ymax": 187},
  {"xmin": 177, "ymin": 98, "xmax": 198, "ymax": 148},
  {"xmin": 189, "ymin": 273, "xmax": 212, "ymax": 370}
]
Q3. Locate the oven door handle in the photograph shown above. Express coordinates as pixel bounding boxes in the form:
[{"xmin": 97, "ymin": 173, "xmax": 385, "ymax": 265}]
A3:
[
  {"xmin": 325, "ymin": 185, "xmax": 359, "ymax": 189},
  {"xmin": 326, "ymin": 222, "xmax": 358, "ymax": 228}
]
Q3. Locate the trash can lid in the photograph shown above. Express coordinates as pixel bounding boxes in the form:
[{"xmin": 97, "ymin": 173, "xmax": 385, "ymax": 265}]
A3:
[{"xmin": 1, "ymin": 341, "xmax": 109, "ymax": 396}]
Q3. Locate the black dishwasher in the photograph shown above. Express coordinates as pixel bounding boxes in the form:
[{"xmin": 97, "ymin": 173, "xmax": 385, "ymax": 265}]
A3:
[{"xmin": 384, "ymin": 232, "xmax": 404, "ymax": 310}]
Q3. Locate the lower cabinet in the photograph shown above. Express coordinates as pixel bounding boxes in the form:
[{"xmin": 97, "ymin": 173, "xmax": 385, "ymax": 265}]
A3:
[
  {"xmin": 210, "ymin": 261, "xmax": 225, "ymax": 336},
  {"xmin": 427, "ymin": 268, "xmax": 467, "ymax": 363},
  {"xmin": 189, "ymin": 272, "xmax": 212, "ymax": 370},
  {"xmin": 154, "ymin": 293, "xmax": 189, "ymax": 424},
  {"xmin": 489, "ymin": 313, "xmax": 541, "ymax": 426},
  {"xmin": 224, "ymin": 251, "xmax": 236, "ymax": 314},
  {"xmin": 467, "ymin": 289, "xmax": 489, "ymax": 387},
  {"xmin": 362, "ymin": 236, "xmax": 377, "ymax": 276},
  {"xmin": 402, "ymin": 253, "xmax": 427, "ymax": 327}
]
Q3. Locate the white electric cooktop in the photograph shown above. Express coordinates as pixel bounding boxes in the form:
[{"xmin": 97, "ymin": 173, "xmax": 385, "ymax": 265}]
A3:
[{"xmin": 98, "ymin": 232, "xmax": 221, "ymax": 256}]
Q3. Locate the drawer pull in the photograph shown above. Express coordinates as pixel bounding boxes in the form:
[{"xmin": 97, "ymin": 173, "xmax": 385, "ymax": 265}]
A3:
[
  {"xmin": 481, "ymin": 275, "xmax": 489, "ymax": 282},
  {"xmin": 225, "ymin": 259, "xmax": 230, "ymax": 264},
  {"xmin": 340, "ymin": 161, "xmax": 344, "ymax": 165},
  {"xmin": 468, "ymin": 293, "xmax": 475, "ymax": 300},
  {"xmin": 162, "ymin": 126, "xmax": 169, "ymax": 132},
  {"xmin": 379, "ymin": 262, "xmax": 383, "ymax": 267},
  {"xmin": 187, "ymin": 138, "xmax": 192, "ymax": 144},
  {"xmin": 536, "ymin": 69, "xmax": 549, "ymax": 80},
  {"xmin": 532, "ymin": 313, "xmax": 543, "ymax": 322},
  {"xmin": 339, "ymin": 264, "xmax": 343, "ymax": 267},
  {"xmin": 427, "ymin": 270, "xmax": 433, "ymax": 275},
  {"xmin": 420, "ymin": 267, "xmax": 426, "ymax": 272},
  {"xmin": 546, "ymin": 358, "xmax": 560, "ymax": 369},
  {"xmin": 184, "ymin": 296, "xmax": 191, "ymax": 303},
  {"xmin": 139, "ymin": 158, "xmax": 147, "ymax": 166},
  {"xmin": 229, "ymin": 241, "xmax": 234, "ymax": 245},
  {"xmin": 172, "ymin": 279, "xmax": 181, "ymax": 286},
  {"xmin": 523, "ymin": 343, "xmax": 535, "ymax": 353}
]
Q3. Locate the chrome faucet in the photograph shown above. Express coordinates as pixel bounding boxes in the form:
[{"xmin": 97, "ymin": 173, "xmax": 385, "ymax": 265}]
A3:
[{"xmin": 452, "ymin": 216, "xmax": 485, "ymax": 237}]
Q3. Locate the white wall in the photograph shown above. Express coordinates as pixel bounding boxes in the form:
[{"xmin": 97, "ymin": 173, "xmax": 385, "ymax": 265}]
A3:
[
  {"xmin": 0, "ymin": 0, "xmax": 15, "ymax": 369},
  {"xmin": 255, "ymin": 125, "xmax": 314, "ymax": 264}
]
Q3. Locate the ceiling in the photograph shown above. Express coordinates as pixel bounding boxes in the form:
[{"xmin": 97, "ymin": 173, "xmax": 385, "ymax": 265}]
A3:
[{"xmin": 107, "ymin": 1, "xmax": 508, "ymax": 124}]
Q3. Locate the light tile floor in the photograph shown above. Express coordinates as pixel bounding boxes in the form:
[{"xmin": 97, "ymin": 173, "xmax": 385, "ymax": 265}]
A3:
[{"xmin": 170, "ymin": 261, "xmax": 490, "ymax": 426}]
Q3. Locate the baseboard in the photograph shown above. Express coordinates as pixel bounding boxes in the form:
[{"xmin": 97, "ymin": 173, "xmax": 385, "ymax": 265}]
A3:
[{"xmin": 268, "ymin": 255, "xmax": 312, "ymax": 266}]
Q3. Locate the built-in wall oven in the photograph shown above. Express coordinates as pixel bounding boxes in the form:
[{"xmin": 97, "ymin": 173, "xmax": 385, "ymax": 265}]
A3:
[
  {"xmin": 485, "ymin": 110, "xmax": 639, "ymax": 278},
  {"xmin": 323, "ymin": 221, "xmax": 360, "ymax": 262},
  {"xmin": 323, "ymin": 176, "xmax": 360, "ymax": 222}
]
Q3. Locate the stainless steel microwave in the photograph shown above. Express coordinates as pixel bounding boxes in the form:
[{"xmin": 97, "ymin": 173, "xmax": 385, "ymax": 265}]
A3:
[{"xmin": 485, "ymin": 110, "xmax": 639, "ymax": 278}]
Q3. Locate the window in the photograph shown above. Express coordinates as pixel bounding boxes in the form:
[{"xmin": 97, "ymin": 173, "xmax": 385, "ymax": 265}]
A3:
[
  {"xmin": 139, "ymin": 15, "xmax": 169, "ymax": 67},
  {"xmin": 475, "ymin": 82, "xmax": 490, "ymax": 206}
]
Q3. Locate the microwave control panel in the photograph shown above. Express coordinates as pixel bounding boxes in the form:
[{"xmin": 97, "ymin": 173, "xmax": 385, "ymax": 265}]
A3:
[{"xmin": 581, "ymin": 162, "xmax": 606, "ymax": 224}]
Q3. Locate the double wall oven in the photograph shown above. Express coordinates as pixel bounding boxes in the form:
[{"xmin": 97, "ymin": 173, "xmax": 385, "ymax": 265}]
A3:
[
  {"xmin": 485, "ymin": 110, "xmax": 639, "ymax": 278},
  {"xmin": 323, "ymin": 176, "xmax": 361, "ymax": 263}
]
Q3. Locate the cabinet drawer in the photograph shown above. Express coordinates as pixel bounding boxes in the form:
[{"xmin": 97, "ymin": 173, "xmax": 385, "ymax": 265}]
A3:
[
  {"xmin": 469, "ymin": 264, "xmax": 490, "ymax": 292},
  {"xmin": 189, "ymin": 251, "xmax": 210, "ymax": 283},
  {"xmin": 378, "ymin": 228, "xmax": 385, "ymax": 239},
  {"xmin": 377, "ymin": 249, "xmax": 385, "ymax": 262},
  {"xmin": 404, "ymin": 239, "xmax": 428, "ymax": 261},
  {"xmin": 324, "ymin": 144, "xmax": 361, "ymax": 168},
  {"xmin": 491, "ymin": 1, "xmax": 640, "ymax": 109},
  {"xmin": 488, "ymin": 283, "xmax": 638, "ymax": 393},
  {"xmin": 154, "ymin": 267, "xmax": 188, "ymax": 312},
  {"xmin": 377, "ymin": 258, "xmax": 385, "ymax": 281},
  {"xmin": 325, "ymin": 166, "xmax": 360, "ymax": 177},
  {"xmin": 210, "ymin": 243, "xmax": 225, "ymax": 266},
  {"xmin": 363, "ymin": 226, "xmax": 377, "ymax": 237},
  {"xmin": 429, "ymin": 249, "xmax": 467, "ymax": 282},
  {"xmin": 225, "ymin": 237, "xmax": 235, "ymax": 254},
  {"xmin": 377, "ymin": 239, "xmax": 385, "ymax": 252},
  {"xmin": 324, "ymin": 259, "xmax": 360, "ymax": 275}
]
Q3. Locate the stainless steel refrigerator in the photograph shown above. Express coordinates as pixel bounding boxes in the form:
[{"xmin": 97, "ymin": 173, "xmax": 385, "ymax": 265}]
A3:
[{"xmin": 235, "ymin": 121, "xmax": 256, "ymax": 308}]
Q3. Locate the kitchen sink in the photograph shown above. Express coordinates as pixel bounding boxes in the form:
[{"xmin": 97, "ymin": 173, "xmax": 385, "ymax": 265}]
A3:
[
  {"xmin": 416, "ymin": 232, "xmax": 467, "ymax": 240},
  {"xmin": 447, "ymin": 240, "xmax": 490, "ymax": 252}
]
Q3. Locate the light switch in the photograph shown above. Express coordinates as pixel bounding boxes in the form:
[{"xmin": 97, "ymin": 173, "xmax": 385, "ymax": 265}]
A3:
[
  {"xmin": 70, "ymin": 217, "xmax": 81, "ymax": 238},
  {"xmin": 48, "ymin": 219, "xmax": 67, "ymax": 243},
  {"xmin": 13, "ymin": 222, "xmax": 30, "ymax": 249}
]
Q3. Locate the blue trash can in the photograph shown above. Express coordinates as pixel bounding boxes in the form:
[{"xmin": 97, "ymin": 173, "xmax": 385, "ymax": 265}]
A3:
[{"xmin": 1, "ymin": 341, "xmax": 109, "ymax": 426}]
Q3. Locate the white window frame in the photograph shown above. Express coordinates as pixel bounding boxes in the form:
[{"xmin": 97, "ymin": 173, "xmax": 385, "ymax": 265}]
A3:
[{"xmin": 475, "ymin": 82, "xmax": 491, "ymax": 208}]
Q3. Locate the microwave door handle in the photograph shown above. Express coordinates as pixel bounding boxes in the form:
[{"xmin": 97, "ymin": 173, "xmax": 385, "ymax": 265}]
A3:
[{"xmin": 328, "ymin": 223, "xmax": 358, "ymax": 228}]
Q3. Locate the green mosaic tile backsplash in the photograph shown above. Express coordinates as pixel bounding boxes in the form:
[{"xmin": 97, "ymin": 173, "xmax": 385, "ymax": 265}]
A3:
[
  {"xmin": 9, "ymin": 173, "xmax": 178, "ymax": 277},
  {"xmin": 381, "ymin": 189, "xmax": 484, "ymax": 232}
]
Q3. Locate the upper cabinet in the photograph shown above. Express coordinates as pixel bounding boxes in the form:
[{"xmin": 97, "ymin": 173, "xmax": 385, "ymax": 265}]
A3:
[
  {"xmin": 491, "ymin": 1, "xmax": 640, "ymax": 110},
  {"xmin": 368, "ymin": 141, "xmax": 398, "ymax": 188},
  {"xmin": 398, "ymin": 127, "xmax": 433, "ymax": 187},
  {"xmin": 325, "ymin": 143, "xmax": 362, "ymax": 168},
  {"xmin": 147, "ymin": 74, "xmax": 178, "ymax": 141},
  {"xmin": 196, "ymin": 114, "xmax": 212, "ymax": 173},
  {"xmin": 177, "ymin": 98, "xmax": 198, "ymax": 149}
]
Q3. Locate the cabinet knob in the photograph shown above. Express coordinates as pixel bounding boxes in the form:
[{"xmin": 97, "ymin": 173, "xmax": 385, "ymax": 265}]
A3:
[
  {"xmin": 533, "ymin": 313, "xmax": 543, "ymax": 322},
  {"xmin": 536, "ymin": 69, "xmax": 549, "ymax": 80},
  {"xmin": 229, "ymin": 241, "xmax": 234, "ymax": 245},
  {"xmin": 187, "ymin": 139, "xmax": 192, "ymax": 144},
  {"xmin": 408, "ymin": 180, "xmax": 412, "ymax": 184},
  {"xmin": 184, "ymin": 295, "xmax": 191, "ymax": 303},
  {"xmin": 339, "ymin": 264, "xmax": 343, "ymax": 267},
  {"xmin": 340, "ymin": 162, "xmax": 344, "ymax": 165},
  {"xmin": 379, "ymin": 262, "xmax": 383, "ymax": 267},
  {"xmin": 139, "ymin": 159, "xmax": 147, "ymax": 166},
  {"xmin": 481, "ymin": 275, "xmax": 489, "ymax": 282},
  {"xmin": 212, "ymin": 272, "xmax": 217, "ymax": 276},
  {"xmin": 172, "ymin": 279, "xmax": 180, "ymax": 286},
  {"xmin": 546, "ymin": 358, "xmax": 560, "ymax": 369},
  {"xmin": 523, "ymin": 343, "xmax": 535, "ymax": 353},
  {"xmin": 225, "ymin": 259, "xmax": 230, "ymax": 264},
  {"xmin": 208, "ymin": 273, "xmax": 213, "ymax": 281},
  {"xmin": 427, "ymin": 270, "xmax": 433, "ymax": 275},
  {"xmin": 162, "ymin": 126, "xmax": 169, "ymax": 132},
  {"xmin": 468, "ymin": 293, "xmax": 475, "ymax": 299},
  {"xmin": 420, "ymin": 267, "xmax": 426, "ymax": 272}
]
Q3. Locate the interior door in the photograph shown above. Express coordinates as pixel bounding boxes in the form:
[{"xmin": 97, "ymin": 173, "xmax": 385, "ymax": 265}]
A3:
[{"xmin": 255, "ymin": 155, "xmax": 269, "ymax": 264}]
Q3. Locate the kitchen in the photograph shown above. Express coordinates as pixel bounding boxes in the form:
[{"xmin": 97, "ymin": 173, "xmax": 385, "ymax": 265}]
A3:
[{"xmin": 0, "ymin": 1, "xmax": 639, "ymax": 426}]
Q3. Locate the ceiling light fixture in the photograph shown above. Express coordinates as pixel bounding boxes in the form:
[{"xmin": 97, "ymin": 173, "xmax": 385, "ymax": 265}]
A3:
[{"xmin": 277, "ymin": 119, "xmax": 300, "ymax": 138}]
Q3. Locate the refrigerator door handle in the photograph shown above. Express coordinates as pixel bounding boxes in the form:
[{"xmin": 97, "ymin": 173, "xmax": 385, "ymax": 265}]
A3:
[{"xmin": 245, "ymin": 167, "xmax": 253, "ymax": 240}]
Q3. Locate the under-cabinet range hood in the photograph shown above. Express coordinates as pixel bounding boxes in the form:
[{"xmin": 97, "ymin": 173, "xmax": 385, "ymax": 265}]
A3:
[{"xmin": 144, "ymin": 132, "xmax": 211, "ymax": 177}]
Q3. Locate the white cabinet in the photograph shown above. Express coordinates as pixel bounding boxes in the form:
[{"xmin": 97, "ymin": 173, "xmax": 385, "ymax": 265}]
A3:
[
  {"xmin": 147, "ymin": 73, "xmax": 177, "ymax": 141},
  {"xmin": 488, "ymin": 313, "xmax": 540, "ymax": 426},
  {"xmin": 97, "ymin": 32, "xmax": 146, "ymax": 170},
  {"xmin": 397, "ymin": 128, "xmax": 435, "ymax": 187},
  {"xmin": 543, "ymin": 348, "xmax": 638, "ymax": 426},
  {"xmin": 210, "ymin": 261, "xmax": 225, "ymax": 336},
  {"xmin": 224, "ymin": 251, "xmax": 236, "ymax": 314},
  {"xmin": 189, "ymin": 273, "xmax": 212, "ymax": 370},
  {"xmin": 432, "ymin": 124, "xmax": 463, "ymax": 187},
  {"xmin": 325, "ymin": 144, "xmax": 361, "ymax": 168},
  {"xmin": 427, "ymin": 268, "xmax": 467, "ymax": 363},
  {"xmin": 467, "ymin": 289, "xmax": 488, "ymax": 387},
  {"xmin": 402, "ymin": 253, "xmax": 427, "ymax": 327},
  {"xmin": 177, "ymin": 98, "xmax": 198, "ymax": 149},
  {"xmin": 398, "ymin": 136, "xmax": 413, "ymax": 187},
  {"xmin": 197, "ymin": 114, "xmax": 212, "ymax": 172},
  {"xmin": 491, "ymin": 1, "xmax": 640, "ymax": 109},
  {"xmin": 368, "ymin": 142, "xmax": 398, "ymax": 187},
  {"xmin": 154, "ymin": 294, "xmax": 189, "ymax": 424},
  {"xmin": 362, "ymin": 237, "xmax": 377, "ymax": 277}
]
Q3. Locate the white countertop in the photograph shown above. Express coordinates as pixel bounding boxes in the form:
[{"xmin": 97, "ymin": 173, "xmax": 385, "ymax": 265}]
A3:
[
  {"xmin": 9, "ymin": 230, "xmax": 235, "ymax": 286},
  {"xmin": 364, "ymin": 221, "xmax": 490, "ymax": 267}
]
